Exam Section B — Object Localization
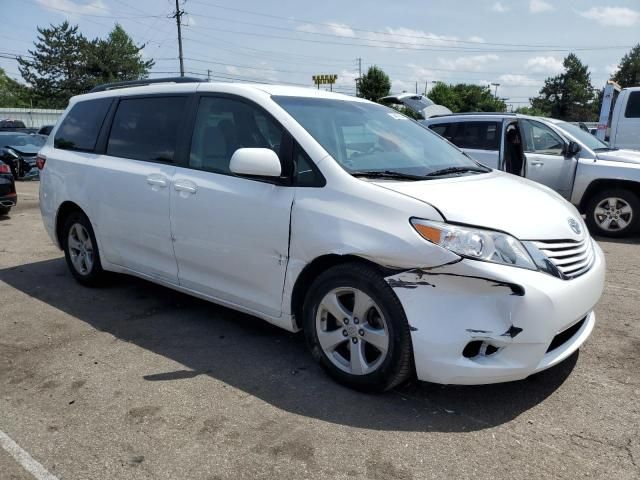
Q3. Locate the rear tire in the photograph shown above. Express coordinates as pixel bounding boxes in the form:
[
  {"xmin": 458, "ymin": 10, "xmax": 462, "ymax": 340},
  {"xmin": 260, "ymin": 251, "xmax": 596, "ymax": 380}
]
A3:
[
  {"xmin": 585, "ymin": 189, "xmax": 640, "ymax": 238},
  {"xmin": 302, "ymin": 262, "xmax": 413, "ymax": 392},
  {"xmin": 62, "ymin": 211, "xmax": 105, "ymax": 286},
  {"xmin": 0, "ymin": 206, "xmax": 10, "ymax": 216}
]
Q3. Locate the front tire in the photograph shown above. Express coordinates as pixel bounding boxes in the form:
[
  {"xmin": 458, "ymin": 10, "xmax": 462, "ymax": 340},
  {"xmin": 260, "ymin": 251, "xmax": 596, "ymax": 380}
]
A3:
[
  {"xmin": 302, "ymin": 262, "xmax": 413, "ymax": 392},
  {"xmin": 63, "ymin": 211, "xmax": 105, "ymax": 286},
  {"xmin": 585, "ymin": 189, "xmax": 640, "ymax": 237}
]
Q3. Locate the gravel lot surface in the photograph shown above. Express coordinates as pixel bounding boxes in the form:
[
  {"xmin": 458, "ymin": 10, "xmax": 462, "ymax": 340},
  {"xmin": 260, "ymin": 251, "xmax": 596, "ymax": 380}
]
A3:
[{"xmin": 1, "ymin": 181, "xmax": 639, "ymax": 479}]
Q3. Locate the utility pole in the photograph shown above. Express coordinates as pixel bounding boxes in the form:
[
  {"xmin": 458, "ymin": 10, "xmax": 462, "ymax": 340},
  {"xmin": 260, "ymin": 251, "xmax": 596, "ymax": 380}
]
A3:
[
  {"xmin": 207, "ymin": 69, "xmax": 212, "ymax": 82},
  {"xmin": 172, "ymin": 0, "xmax": 185, "ymax": 77},
  {"xmin": 424, "ymin": 80, "xmax": 428, "ymax": 95},
  {"xmin": 415, "ymin": 81, "xmax": 418, "ymax": 94},
  {"xmin": 356, "ymin": 57, "xmax": 362, "ymax": 96},
  {"xmin": 491, "ymin": 82, "xmax": 500, "ymax": 98}
]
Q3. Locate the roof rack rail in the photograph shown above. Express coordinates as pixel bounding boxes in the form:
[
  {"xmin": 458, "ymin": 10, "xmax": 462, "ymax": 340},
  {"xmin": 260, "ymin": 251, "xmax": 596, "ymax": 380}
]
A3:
[
  {"xmin": 89, "ymin": 76, "xmax": 203, "ymax": 93},
  {"xmin": 429, "ymin": 112, "xmax": 516, "ymax": 118}
]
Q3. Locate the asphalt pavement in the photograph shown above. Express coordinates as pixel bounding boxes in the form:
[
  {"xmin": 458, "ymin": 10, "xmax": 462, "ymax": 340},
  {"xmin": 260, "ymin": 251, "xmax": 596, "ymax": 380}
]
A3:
[{"xmin": 1, "ymin": 181, "xmax": 638, "ymax": 479}]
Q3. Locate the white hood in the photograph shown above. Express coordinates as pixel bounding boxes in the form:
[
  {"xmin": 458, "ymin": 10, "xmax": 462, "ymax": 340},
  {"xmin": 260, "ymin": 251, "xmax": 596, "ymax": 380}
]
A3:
[
  {"xmin": 596, "ymin": 148, "xmax": 640, "ymax": 165},
  {"xmin": 371, "ymin": 171, "xmax": 584, "ymax": 241}
]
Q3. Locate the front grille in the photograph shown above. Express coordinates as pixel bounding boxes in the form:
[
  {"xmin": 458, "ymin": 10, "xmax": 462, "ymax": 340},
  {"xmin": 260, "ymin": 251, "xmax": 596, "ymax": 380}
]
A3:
[
  {"xmin": 546, "ymin": 316, "xmax": 587, "ymax": 353},
  {"xmin": 531, "ymin": 237, "xmax": 595, "ymax": 279}
]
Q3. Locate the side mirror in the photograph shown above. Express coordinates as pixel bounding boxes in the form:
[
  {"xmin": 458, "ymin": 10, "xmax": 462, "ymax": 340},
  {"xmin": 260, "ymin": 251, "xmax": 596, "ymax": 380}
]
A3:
[
  {"xmin": 564, "ymin": 141, "xmax": 581, "ymax": 157},
  {"xmin": 229, "ymin": 148, "xmax": 282, "ymax": 178}
]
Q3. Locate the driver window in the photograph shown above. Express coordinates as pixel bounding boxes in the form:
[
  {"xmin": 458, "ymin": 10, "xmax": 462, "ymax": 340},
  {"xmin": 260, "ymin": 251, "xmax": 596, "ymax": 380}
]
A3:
[
  {"xmin": 189, "ymin": 97, "xmax": 285, "ymax": 175},
  {"xmin": 519, "ymin": 120, "xmax": 564, "ymax": 156}
]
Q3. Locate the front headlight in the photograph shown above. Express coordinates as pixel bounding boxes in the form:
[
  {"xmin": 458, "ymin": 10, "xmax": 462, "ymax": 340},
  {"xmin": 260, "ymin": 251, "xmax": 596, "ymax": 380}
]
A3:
[{"xmin": 411, "ymin": 218, "xmax": 537, "ymax": 270}]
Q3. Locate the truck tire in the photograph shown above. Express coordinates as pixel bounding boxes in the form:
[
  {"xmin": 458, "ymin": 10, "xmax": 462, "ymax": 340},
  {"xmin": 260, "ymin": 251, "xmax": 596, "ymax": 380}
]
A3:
[{"xmin": 585, "ymin": 188, "xmax": 640, "ymax": 237}]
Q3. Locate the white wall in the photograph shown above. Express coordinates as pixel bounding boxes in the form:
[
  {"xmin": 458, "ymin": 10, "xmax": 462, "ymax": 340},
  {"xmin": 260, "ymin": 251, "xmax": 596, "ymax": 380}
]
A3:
[{"xmin": 0, "ymin": 108, "xmax": 64, "ymax": 128}]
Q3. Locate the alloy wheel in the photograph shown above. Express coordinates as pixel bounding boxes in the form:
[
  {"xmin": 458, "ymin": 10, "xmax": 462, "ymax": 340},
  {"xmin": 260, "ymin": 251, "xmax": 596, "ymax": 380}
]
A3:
[
  {"xmin": 593, "ymin": 197, "xmax": 633, "ymax": 232},
  {"xmin": 315, "ymin": 287, "xmax": 390, "ymax": 375},
  {"xmin": 67, "ymin": 223, "xmax": 94, "ymax": 275}
]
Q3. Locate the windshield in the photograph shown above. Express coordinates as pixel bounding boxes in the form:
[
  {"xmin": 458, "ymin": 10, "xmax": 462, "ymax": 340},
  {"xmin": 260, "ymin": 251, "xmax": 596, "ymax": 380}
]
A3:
[
  {"xmin": 0, "ymin": 134, "xmax": 46, "ymax": 148},
  {"xmin": 555, "ymin": 121, "xmax": 609, "ymax": 151},
  {"xmin": 273, "ymin": 96, "xmax": 486, "ymax": 176}
]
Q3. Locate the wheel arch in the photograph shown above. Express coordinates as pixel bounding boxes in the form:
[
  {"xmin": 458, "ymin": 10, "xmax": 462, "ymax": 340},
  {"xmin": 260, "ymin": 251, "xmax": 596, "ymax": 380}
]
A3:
[
  {"xmin": 55, "ymin": 201, "xmax": 87, "ymax": 248},
  {"xmin": 578, "ymin": 179, "xmax": 640, "ymax": 213},
  {"xmin": 290, "ymin": 254, "xmax": 396, "ymax": 330}
]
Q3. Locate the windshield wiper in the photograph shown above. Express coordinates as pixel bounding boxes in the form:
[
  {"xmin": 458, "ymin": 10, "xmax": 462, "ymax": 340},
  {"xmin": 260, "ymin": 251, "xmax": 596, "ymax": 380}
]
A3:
[
  {"xmin": 425, "ymin": 166, "xmax": 490, "ymax": 177},
  {"xmin": 351, "ymin": 170, "xmax": 426, "ymax": 180}
]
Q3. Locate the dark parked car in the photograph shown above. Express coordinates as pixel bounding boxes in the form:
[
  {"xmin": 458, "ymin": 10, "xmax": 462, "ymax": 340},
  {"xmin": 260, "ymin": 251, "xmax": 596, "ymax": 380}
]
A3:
[
  {"xmin": 37, "ymin": 125, "xmax": 54, "ymax": 136},
  {"xmin": 0, "ymin": 119, "xmax": 27, "ymax": 131},
  {"xmin": 0, "ymin": 132, "xmax": 46, "ymax": 180},
  {"xmin": 0, "ymin": 159, "xmax": 17, "ymax": 215}
]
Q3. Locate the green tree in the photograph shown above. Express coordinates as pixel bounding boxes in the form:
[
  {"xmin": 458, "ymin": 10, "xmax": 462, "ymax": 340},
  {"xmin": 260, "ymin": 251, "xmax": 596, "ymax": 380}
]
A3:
[
  {"xmin": 530, "ymin": 53, "xmax": 598, "ymax": 121},
  {"xmin": 17, "ymin": 22, "xmax": 154, "ymax": 108},
  {"xmin": 612, "ymin": 44, "xmax": 640, "ymax": 88},
  {"xmin": 428, "ymin": 82, "xmax": 506, "ymax": 112},
  {"xmin": 357, "ymin": 66, "xmax": 391, "ymax": 102},
  {"xmin": 18, "ymin": 21, "xmax": 92, "ymax": 108},
  {"xmin": 513, "ymin": 105, "xmax": 549, "ymax": 116},
  {"xmin": 0, "ymin": 68, "xmax": 31, "ymax": 107},
  {"xmin": 85, "ymin": 24, "xmax": 154, "ymax": 85}
]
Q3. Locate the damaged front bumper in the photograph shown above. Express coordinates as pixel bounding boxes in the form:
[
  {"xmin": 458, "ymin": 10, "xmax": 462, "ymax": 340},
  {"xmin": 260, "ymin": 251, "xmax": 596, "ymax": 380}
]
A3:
[{"xmin": 386, "ymin": 242, "xmax": 605, "ymax": 385}]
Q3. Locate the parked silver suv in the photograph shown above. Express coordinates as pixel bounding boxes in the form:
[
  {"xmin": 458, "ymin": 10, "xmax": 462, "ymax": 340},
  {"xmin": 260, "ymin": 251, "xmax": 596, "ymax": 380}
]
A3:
[{"xmin": 421, "ymin": 113, "xmax": 640, "ymax": 237}]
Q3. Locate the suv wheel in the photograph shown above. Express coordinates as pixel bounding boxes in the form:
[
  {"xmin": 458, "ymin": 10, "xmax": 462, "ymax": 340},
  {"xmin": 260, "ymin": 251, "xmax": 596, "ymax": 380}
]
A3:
[
  {"xmin": 586, "ymin": 189, "xmax": 640, "ymax": 238},
  {"xmin": 63, "ymin": 212, "xmax": 104, "ymax": 286},
  {"xmin": 302, "ymin": 262, "xmax": 413, "ymax": 392},
  {"xmin": 0, "ymin": 206, "xmax": 10, "ymax": 216}
]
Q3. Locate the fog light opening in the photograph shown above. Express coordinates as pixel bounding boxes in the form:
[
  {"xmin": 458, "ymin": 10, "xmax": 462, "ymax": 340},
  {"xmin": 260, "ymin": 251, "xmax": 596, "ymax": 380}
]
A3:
[{"xmin": 463, "ymin": 341, "xmax": 499, "ymax": 358}]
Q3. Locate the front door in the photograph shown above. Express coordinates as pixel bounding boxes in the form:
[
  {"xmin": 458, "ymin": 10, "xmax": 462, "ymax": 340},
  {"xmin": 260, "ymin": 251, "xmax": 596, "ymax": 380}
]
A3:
[
  {"xmin": 518, "ymin": 119, "xmax": 577, "ymax": 198},
  {"xmin": 170, "ymin": 95, "xmax": 295, "ymax": 317}
]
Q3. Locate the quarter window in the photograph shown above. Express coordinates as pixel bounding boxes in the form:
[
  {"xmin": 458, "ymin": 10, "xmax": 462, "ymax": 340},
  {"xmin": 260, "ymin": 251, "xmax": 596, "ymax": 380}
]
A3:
[
  {"xmin": 189, "ymin": 97, "xmax": 285, "ymax": 175},
  {"xmin": 452, "ymin": 122, "xmax": 501, "ymax": 150},
  {"xmin": 625, "ymin": 91, "xmax": 640, "ymax": 118},
  {"xmin": 106, "ymin": 96, "xmax": 187, "ymax": 162},
  {"xmin": 519, "ymin": 120, "xmax": 564, "ymax": 155},
  {"xmin": 54, "ymin": 98, "xmax": 111, "ymax": 152}
]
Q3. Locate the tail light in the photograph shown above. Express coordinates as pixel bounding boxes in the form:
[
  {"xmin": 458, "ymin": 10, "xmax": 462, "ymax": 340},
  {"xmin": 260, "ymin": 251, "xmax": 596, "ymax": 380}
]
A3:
[
  {"xmin": 0, "ymin": 163, "xmax": 10, "ymax": 174},
  {"xmin": 36, "ymin": 154, "xmax": 46, "ymax": 170}
]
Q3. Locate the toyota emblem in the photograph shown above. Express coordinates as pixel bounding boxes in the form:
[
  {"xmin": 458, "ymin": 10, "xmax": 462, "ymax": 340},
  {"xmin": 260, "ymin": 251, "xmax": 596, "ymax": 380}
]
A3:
[{"xmin": 568, "ymin": 218, "xmax": 582, "ymax": 235}]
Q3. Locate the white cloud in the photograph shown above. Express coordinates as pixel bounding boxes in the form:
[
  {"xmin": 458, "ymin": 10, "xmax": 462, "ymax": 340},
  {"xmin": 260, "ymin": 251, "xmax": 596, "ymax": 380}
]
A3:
[
  {"xmin": 491, "ymin": 2, "xmax": 509, "ymax": 13},
  {"xmin": 529, "ymin": 0, "xmax": 554, "ymax": 13},
  {"xmin": 605, "ymin": 63, "xmax": 618, "ymax": 76},
  {"xmin": 296, "ymin": 22, "xmax": 355, "ymax": 38},
  {"xmin": 438, "ymin": 54, "xmax": 500, "ymax": 71},
  {"xmin": 525, "ymin": 56, "xmax": 564, "ymax": 74},
  {"xmin": 37, "ymin": 0, "xmax": 109, "ymax": 16},
  {"xmin": 498, "ymin": 74, "xmax": 541, "ymax": 87},
  {"xmin": 296, "ymin": 23, "xmax": 479, "ymax": 51},
  {"xmin": 580, "ymin": 7, "xmax": 639, "ymax": 27}
]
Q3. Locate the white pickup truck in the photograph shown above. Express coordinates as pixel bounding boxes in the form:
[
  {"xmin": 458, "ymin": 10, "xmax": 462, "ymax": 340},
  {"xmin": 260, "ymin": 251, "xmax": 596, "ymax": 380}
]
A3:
[{"xmin": 596, "ymin": 83, "xmax": 640, "ymax": 150}]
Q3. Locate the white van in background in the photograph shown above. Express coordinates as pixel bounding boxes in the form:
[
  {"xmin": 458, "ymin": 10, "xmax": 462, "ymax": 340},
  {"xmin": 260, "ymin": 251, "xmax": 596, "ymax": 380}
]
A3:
[{"xmin": 596, "ymin": 83, "xmax": 640, "ymax": 150}]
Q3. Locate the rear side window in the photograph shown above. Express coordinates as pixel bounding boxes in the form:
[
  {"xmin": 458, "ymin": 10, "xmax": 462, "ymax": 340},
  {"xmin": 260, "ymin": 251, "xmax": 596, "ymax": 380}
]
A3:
[
  {"xmin": 624, "ymin": 91, "xmax": 640, "ymax": 118},
  {"xmin": 452, "ymin": 122, "xmax": 500, "ymax": 150},
  {"xmin": 107, "ymin": 96, "xmax": 187, "ymax": 162},
  {"xmin": 54, "ymin": 98, "xmax": 111, "ymax": 151}
]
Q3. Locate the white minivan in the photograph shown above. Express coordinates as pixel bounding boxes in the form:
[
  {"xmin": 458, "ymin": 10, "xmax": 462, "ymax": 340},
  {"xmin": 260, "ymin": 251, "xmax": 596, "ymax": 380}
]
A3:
[{"xmin": 39, "ymin": 79, "xmax": 605, "ymax": 391}]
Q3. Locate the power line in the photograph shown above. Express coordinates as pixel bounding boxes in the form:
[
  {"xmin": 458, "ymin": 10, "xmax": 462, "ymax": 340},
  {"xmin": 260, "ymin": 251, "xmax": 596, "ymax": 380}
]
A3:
[{"xmin": 185, "ymin": 0, "xmax": 633, "ymax": 51}]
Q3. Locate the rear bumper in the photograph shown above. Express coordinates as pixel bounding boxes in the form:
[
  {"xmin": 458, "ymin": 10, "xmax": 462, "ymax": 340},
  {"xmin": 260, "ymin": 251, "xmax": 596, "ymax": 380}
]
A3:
[
  {"xmin": 386, "ymin": 239, "xmax": 605, "ymax": 385},
  {"xmin": 0, "ymin": 192, "xmax": 17, "ymax": 208}
]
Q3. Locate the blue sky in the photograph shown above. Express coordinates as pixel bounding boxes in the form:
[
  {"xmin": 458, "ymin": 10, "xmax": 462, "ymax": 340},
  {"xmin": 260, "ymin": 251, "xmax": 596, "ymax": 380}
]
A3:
[{"xmin": 1, "ymin": 0, "xmax": 639, "ymax": 108}]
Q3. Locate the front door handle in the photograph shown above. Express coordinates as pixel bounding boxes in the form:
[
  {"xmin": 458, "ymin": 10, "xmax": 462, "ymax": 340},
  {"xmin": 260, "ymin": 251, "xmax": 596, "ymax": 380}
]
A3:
[
  {"xmin": 530, "ymin": 161, "xmax": 544, "ymax": 166},
  {"xmin": 146, "ymin": 174, "xmax": 168, "ymax": 188},
  {"xmin": 174, "ymin": 179, "xmax": 198, "ymax": 195}
]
